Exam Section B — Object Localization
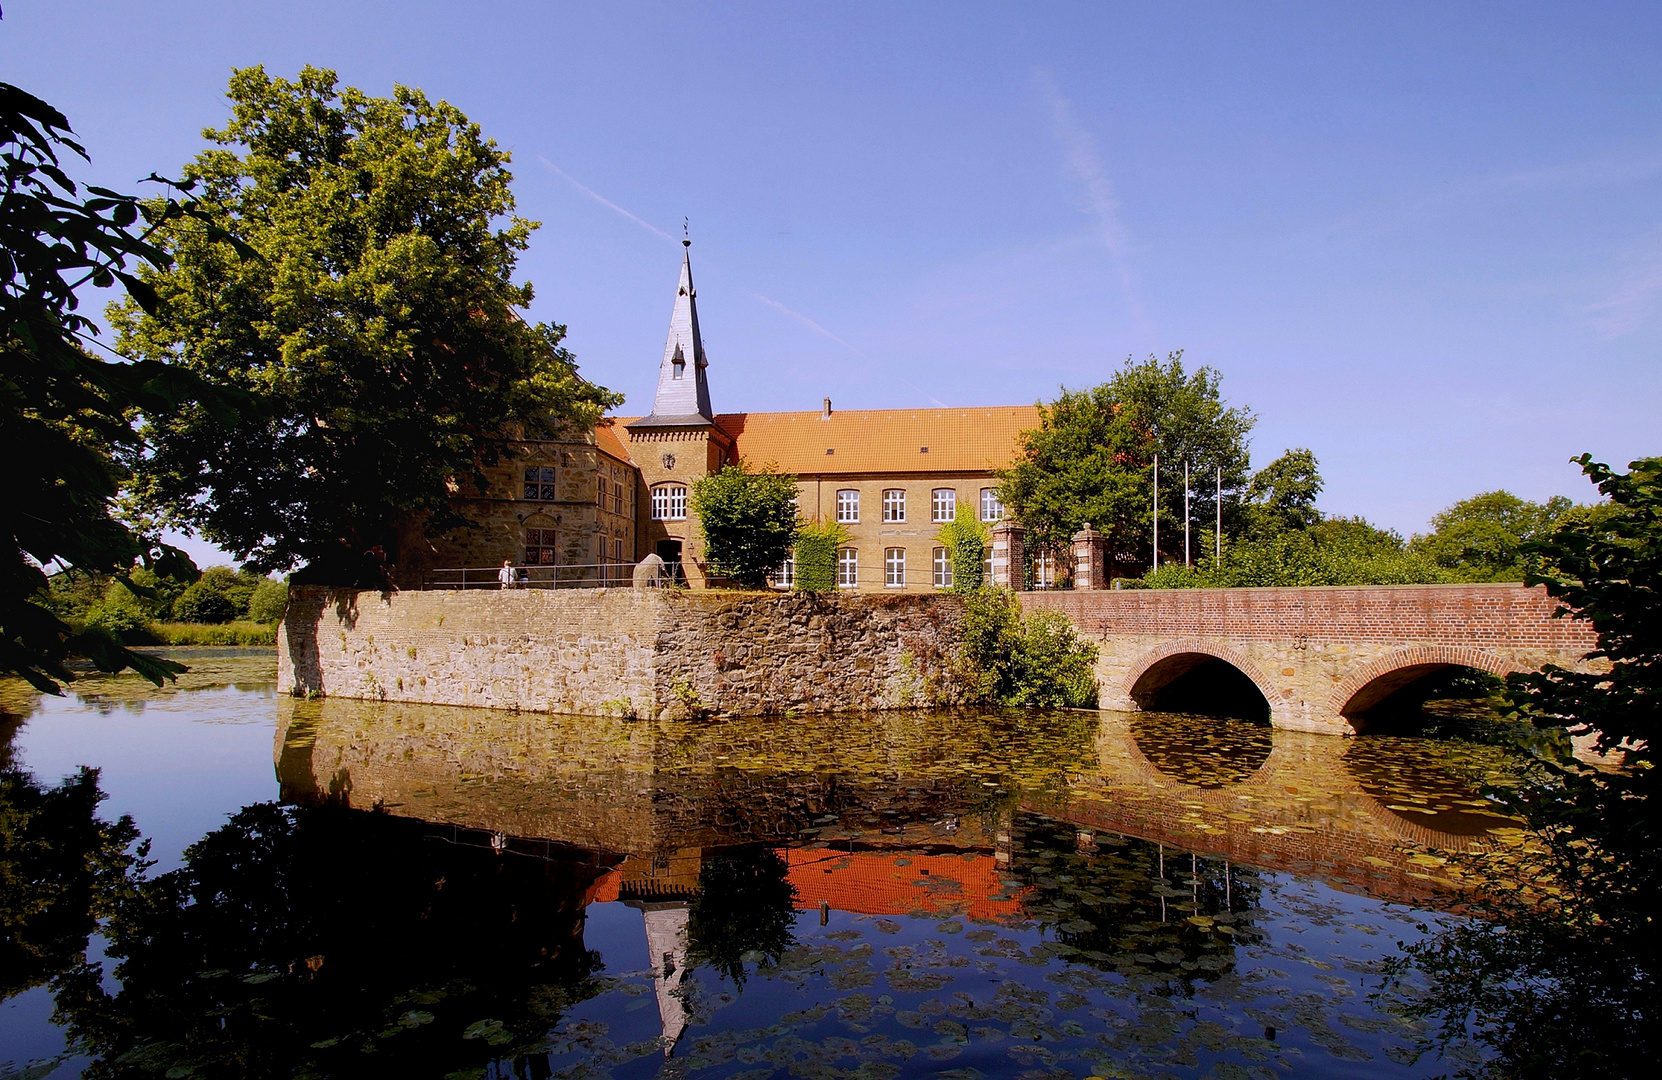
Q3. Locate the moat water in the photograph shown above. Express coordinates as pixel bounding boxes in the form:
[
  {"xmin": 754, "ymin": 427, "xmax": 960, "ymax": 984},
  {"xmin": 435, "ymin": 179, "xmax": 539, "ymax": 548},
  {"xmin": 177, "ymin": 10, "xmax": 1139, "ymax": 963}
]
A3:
[{"xmin": 0, "ymin": 650, "xmax": 1540, "ymax": 1079}]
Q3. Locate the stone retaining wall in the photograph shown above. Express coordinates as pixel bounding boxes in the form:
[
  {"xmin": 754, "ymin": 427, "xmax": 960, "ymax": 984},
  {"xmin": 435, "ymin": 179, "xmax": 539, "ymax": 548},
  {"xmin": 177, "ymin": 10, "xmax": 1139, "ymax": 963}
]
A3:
[{"xmin": 279, "ymin": 586, "xmax": 964, "ymax": 719}]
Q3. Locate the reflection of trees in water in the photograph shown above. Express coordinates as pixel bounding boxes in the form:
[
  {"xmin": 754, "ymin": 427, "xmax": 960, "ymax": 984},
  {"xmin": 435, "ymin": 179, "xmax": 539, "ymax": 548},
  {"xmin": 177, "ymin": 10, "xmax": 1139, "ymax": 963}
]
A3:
[
  {"xmin": 53, "ymin": 803, "xmax": 605, "ymax": 1080},
  {"xmin": 0, "ymin": 766, "xmax": 142, "ymax": 1003},
  {"xmin": 1128, "ymin": 713, "xmax": 1274, "ymax": 789},
  {"xmin": 1009, "ymin": 814, "xmax": 1264, "ymax": 995},
  {"xmin": 686, "ymin": 845, "xmax": 799, "ymax": 989}
]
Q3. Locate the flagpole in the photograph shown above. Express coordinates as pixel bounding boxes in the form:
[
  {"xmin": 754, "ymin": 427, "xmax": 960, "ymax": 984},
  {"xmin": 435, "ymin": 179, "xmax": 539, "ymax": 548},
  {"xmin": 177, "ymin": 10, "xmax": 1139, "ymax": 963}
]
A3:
[
  {"xmin": 1152, "ymin": 455, "xmax": 1159, "ymax": 571},
  {"xmin": 1216, "ymin": 466, "xmax": 1222, "ymax": 566},
  {"xmin": 1184, "ymin": 460, "xmax": 1191, "ymax": 567}
]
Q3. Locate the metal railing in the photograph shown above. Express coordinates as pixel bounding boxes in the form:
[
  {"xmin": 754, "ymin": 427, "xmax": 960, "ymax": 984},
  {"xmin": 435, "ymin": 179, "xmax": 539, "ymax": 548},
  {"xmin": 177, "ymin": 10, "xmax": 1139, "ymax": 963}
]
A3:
[{"xmin": 423, "ymin": 561, "xmax": 682, "ymax": 590}]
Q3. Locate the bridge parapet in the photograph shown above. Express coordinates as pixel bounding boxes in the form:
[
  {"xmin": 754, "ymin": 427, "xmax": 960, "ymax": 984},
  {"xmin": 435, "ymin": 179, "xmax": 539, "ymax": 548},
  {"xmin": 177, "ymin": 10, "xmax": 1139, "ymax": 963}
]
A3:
[{"xmin": 1021, "ymin": 583, "xmax": 1598, "ymax": 734}]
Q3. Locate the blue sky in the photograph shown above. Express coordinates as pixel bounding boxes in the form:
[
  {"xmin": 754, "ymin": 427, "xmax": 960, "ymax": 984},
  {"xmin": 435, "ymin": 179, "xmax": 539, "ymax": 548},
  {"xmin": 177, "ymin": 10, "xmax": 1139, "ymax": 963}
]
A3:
[{"xmin": 7, "ymin": 2, "xmax": 1660, "ymax": 563}]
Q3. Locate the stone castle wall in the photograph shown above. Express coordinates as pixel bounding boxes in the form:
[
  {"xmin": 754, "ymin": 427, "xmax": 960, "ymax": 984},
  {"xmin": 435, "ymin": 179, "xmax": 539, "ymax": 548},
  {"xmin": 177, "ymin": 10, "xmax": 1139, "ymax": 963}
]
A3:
[{"xmin": 279, "ymin": 586, "xmax": 964, "ymax": 720}]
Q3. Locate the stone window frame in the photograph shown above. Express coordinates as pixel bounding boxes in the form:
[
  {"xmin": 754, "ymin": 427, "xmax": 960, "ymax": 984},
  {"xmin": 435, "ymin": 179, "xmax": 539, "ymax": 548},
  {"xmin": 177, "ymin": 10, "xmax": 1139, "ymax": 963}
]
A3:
[
  {"xmin": 596, "ymin": 476, "xmax": 607, "ymax": 508},
  {"xmin": 613, "ymin": 537, "xmax": 626, "ymax": 563},
  {"xmin": 882, "ymin": 488, "xmax": 906, "ymax": 523},
  {"xmin": 884, "ymin": 547, "xmax": 906, "ymax": 587},
  {"xmin": 650, "ymin": 483, "xmax": 687, "ymax": 521},
  {"xmin": 980, "ymin": 487, "xmax": 1003, "ymax": 522},
  {"xmin": 931, "ymin": 488, "xmax": 957, "ymax": 523},
  {"xmin": 523, "ymin": 465, "xmax": 558, "ymax": 501},
  {"xmin": 836, "ymin": 489, "xmax": 860, "ymax": 523},
  {"xmin": 525, "ymin": 527, "xmax": 557, "ymax": 565},
  {"xmin": 932, "ymin": 546, "xmax": 953, "ymax": 589},
  {"xmin": 837, "ymin": 547, "xmax": 858, "ymax": 588}
]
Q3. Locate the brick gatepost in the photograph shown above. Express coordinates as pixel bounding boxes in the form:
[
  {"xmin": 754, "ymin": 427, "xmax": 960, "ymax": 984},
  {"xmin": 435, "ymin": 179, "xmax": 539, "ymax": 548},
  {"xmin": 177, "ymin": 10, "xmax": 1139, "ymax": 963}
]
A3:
[
  {"xmin": 991, "ymin": 520, "xmax": 1025, "ymax": 589},
  {"xmin": 1071, "ymin": 523, "xmax": 1108, "ymax": 590}
]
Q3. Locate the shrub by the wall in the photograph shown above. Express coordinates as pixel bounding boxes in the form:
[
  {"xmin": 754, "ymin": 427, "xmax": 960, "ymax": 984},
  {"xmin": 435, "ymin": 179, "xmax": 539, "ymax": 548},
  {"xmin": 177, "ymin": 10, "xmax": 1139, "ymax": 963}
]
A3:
[
  {"xmin": 176, "ymin": 580, "xmax": 239, "ymax": 623},
  {"xmin": 958, "ymin": 589, "xmax": 1098, "ymax": 708},
  {"xmin": 247, "ymin": 578, "xmax": 288, "ymax": 623},
  {"xmin": 793, "ymin": 520, "xmax": 848, "ymax": 593}
]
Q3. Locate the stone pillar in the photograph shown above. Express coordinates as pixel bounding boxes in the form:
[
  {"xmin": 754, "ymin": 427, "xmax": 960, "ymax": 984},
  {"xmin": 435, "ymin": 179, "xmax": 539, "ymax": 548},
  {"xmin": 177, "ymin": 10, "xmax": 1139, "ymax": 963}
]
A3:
[
  {"xmin": 1071, "ymin": 522, "xmax": 1108, "ymax": 590},
  {"xmin": 990, "ymin": 520, "xmax": 1025, "ymax": 590}
]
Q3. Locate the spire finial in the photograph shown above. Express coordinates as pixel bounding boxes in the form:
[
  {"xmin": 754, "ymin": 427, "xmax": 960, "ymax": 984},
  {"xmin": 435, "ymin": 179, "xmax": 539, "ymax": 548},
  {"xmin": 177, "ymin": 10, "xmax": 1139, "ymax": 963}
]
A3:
[{"xmin": 683, "ymin": 218, "xmax": 690, "ymax": 248}]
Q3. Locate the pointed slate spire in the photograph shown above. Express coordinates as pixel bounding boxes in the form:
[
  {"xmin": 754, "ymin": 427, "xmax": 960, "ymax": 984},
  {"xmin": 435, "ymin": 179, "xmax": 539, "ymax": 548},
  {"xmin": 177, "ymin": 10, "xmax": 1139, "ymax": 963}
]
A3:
[{"xmin": 645, "ymin": 240, "xmax": 713, "ymax": 423}]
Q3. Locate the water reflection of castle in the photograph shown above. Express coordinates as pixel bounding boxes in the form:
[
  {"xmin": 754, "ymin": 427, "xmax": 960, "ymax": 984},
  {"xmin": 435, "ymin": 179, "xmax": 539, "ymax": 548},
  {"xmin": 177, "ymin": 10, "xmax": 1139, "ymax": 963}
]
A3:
[{"xmin": 277, "ymin": 699, "xmax": 1516, "ymax": 1053}]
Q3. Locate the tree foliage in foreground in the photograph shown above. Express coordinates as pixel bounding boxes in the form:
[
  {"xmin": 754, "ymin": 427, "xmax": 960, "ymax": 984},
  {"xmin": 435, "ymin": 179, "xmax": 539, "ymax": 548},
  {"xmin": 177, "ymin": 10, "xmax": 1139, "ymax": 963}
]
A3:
[
  {"xmin": 1, "ymin": 81, "xmax": 254, "ymax": 691},
  {"xmin": 690, "ymin": 461, "xmax": 800, "ymax": 589},
  {"xmin": 1383, "ymin": 455, "xmax": 1660, "ymax": 1080},
  {"xmin": 113, "ymin": 66, "xmax": 619, "ymax": 580},
  {"xmin": 998, "ymin": 351, "xmax": 1254, "ymax": 574}
]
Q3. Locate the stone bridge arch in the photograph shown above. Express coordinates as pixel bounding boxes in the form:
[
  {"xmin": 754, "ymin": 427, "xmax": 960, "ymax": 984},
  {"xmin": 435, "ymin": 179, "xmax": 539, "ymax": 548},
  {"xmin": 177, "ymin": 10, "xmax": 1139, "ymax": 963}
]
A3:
[
  {"xmin": 1328, "ymin": 644, "xmax": 1522, "ymax": 720},
  {"xmin": 1122, "ymin": 638, "xmax": 1287, "ymax": 721}
]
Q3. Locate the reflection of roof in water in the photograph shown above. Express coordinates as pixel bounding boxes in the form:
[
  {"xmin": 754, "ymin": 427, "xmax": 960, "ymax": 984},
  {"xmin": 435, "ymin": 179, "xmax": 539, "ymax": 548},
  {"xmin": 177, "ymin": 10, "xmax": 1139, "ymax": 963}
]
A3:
[{"xmin": 783, "ymin": 847, "xmax": 1022, "ymax": 922}]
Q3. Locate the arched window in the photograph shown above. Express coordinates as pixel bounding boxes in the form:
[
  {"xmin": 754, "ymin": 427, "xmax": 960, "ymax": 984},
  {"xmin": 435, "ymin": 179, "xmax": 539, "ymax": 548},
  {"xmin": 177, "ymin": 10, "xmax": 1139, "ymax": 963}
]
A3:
[
  {"xmin": 932, "ymin": 488, "xmax": 957, "ymax": 523},
  {"xmin": 980, "ymin": 488, "xmax": 1003, "ymax": 522},
  {"xmin": 836, "ymin": 489, "xmax": 860, "ymax": 523},
  {"xmin": 884, "ymin": 547, "xmax": 906, "ymax": 587},
  {"xmin": 837, "ymin": 547, "xmax": 858, "ymax": 587},
  {"xmin": 883, "ymin": 489, "xmax": 906, "ymax": 523},
  {"xmin": 651, "ymin": 484, "xmax": 687, "ymax": 521}
]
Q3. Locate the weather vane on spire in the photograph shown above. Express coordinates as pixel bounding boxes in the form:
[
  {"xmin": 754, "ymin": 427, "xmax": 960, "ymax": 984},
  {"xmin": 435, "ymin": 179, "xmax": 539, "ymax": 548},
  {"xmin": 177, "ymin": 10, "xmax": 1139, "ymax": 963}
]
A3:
[{"xmin": 683, "ymin": 217, "xmax": 690, "ymax": 248}]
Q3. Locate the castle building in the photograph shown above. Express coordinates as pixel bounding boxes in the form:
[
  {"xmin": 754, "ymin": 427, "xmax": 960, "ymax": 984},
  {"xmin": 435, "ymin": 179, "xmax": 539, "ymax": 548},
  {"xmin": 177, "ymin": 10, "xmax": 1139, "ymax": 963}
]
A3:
[{"xmin": 399, "ymin": 242, "xmax": 1043, "ymax": 592}]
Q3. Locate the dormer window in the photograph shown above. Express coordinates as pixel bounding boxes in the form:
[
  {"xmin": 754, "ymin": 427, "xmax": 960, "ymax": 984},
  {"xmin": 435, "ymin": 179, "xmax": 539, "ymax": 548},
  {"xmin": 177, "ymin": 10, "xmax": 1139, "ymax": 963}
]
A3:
[{"xmin": 671, "ymin": 344, "xmax": 685, "ymax": 380}]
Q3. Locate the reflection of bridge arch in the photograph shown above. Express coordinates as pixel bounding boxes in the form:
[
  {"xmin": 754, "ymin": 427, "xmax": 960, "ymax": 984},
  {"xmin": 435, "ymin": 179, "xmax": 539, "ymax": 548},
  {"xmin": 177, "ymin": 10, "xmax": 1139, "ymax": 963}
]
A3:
[
  {"xmin": 1084, "ymin": 714, "xmax": 1497, "ymax": 854},
  {"xmin": 1329, "ymin": 645, "xmax": 1520, "ymax": 720},
  {"xmin": 1123, "ymin": 638, "xmax": 1286, "ymax": 719}
]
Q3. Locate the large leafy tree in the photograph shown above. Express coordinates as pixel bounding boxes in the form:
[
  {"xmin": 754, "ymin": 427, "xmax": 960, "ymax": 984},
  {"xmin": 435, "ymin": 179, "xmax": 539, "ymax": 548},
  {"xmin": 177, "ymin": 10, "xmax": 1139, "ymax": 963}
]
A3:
[
  {"xmin": 1243, "ymin": 447, "xmax": 1322, "ymax": 537},
  {"xmin": 1409, "ymin": 489, "xmax": 1576, "ymax": 582},
  {"xmin": 999, "ymin": 351, "xmax": 1254, "ymax": 573},
  {"xmin": 690, "ymin": 461, "xmax": 800, "ymax": 589},
  {"xmin": 1, "ymin": 81, "xmax": 250, "ymax": 691},
  {"xmin": 113, "ymin": 67, "xmax": 619, "ymax": 580}
]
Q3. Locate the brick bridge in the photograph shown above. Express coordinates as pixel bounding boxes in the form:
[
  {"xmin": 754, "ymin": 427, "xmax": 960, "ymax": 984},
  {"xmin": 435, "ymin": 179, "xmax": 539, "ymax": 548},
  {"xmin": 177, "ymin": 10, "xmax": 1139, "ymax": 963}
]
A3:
[{"xmin": 1020, "ymin": 583, "xmax": 1597, "ymax": 735}]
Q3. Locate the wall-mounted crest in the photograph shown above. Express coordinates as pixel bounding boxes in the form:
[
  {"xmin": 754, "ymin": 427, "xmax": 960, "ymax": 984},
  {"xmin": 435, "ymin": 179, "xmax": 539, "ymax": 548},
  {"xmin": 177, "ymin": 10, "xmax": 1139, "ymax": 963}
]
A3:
[{"xmin": 662, "ymin": 453, "xmax": 676, "ymax": 471}]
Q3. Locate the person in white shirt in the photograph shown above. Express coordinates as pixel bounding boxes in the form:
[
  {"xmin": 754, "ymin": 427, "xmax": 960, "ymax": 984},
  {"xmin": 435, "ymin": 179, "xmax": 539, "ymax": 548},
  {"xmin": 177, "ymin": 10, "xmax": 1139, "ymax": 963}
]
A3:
[{"xmin": 498, "ymin": 559, "xmax": 516, "ymax": 589}]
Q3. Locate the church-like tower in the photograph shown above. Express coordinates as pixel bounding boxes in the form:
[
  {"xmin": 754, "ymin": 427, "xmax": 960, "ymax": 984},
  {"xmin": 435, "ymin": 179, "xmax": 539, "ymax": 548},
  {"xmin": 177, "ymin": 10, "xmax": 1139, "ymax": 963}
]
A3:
[{"xmin": 626, "ymin": 241, "xmax": 732, "ymax": 585}]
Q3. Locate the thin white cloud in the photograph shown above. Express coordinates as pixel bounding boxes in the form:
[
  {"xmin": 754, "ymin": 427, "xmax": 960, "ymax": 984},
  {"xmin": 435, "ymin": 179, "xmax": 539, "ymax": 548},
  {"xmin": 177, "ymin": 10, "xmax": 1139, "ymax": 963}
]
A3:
[
  {"xmin": 1586, "ymin": 242, "xmax": 1662, "ymax": 338},
  {"xmin": 538, "ymin": 156, "xmax": 677, "ymax": 243},
  {"xmin": 1035, "ymin": 70, "xmax": 1152, "ymax": 335},
  {"xmin": 752, "ymin": 292, "xmax": 949, "ymax": 407}
]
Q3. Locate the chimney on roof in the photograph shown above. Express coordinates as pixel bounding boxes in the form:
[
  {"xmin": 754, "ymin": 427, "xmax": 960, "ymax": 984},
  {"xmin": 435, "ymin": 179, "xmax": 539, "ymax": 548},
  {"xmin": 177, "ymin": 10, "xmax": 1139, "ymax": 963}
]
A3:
[{"xmin": 822, "ymin": 397, "xmax": 832, "ymax": 420}]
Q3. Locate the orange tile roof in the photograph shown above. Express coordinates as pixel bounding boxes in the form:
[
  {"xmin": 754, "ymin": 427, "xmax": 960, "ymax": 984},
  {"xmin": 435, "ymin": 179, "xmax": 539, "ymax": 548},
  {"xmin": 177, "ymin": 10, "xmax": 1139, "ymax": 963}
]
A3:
[
  {"xmin": 611, "ymin": 406, "xmax": 1041, "ymax": 476},
  {"xmin": 594, "ymin": 420, "xmax": 634, "ymax": 465}
]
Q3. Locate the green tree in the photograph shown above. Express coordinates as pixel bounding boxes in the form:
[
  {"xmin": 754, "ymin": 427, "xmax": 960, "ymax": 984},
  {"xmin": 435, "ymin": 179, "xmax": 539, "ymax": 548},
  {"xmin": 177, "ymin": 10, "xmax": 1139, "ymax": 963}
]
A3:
[
  {"xmin": 935, "ymin": 502, "xmax": 989, "ymax": 592},
  {"xmin": 247, "ymin": 577, "xmax": 288, "ymax": 623},
  {"xmin": 1000, "ymin": 351, "xmax": 1254, "ymax": 576},
  {"xmin": 112, "ymin": 66, "xmax": 619, "ymax": 581},
  {"xmin": 1, "ymin": 81, "xmax": 250, "ymax": 692},
  {"xmin": 1243, "ymin": 448, "xmax": 1322, "ymax": 537},
  {"xmin": 690, "ymin": 461, "xmax": 800, "ymax": 589},
  {"xmin": 1409, "ymin": 490, "xmax": 1575, "ymax": 581}
]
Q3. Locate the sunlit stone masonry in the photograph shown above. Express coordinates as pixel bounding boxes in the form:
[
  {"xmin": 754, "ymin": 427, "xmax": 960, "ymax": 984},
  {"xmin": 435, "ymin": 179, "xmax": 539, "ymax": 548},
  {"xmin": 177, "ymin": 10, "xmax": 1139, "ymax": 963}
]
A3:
[{"xmin": 279, "ymin": 585, "xmax": 964, "ymax": 720}]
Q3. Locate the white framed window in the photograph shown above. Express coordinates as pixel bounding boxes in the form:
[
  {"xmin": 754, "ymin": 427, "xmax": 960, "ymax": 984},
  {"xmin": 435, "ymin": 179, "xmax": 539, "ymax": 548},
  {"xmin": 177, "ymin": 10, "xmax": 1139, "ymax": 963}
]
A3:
[
  {"xmin": 884, "ymin": 547, "xmax": 906, "ymax": 587},
  {"xmin": 837, "ymin": 547, "xmax": 858, "ymax": 587},
  {"xmin": 983, "ymin": 549, "xmax": 993, "ymax": 584},
  {"xmin": 523, "ymin": 466, "xmax": 557, "ymax": 501},
  {"xmin": 883, "ymin": 489, "xmax": 906, "ymax": 523},
  {"xmin": 836, "ymin": 489, "xmax": 860, "ymax": 523},
  {"xmin": 933, "ymin": 547, "xmax": 953, "ymax": 589},
  {"xmin": 1033, "ymin": 549, "xmax": 1056, "ymax": 589},
  {"xmin": 651, "ymin": 484, "xmax": 687, "ymax": 521},
  {"xmin": 932, "ymin": 488, "xmax": 957, "ymax": 523},
  {"xmin": 980, "ymin": 488, "xmax": 1003, "ymax": 522},
  {"xmin": 774, "ymin": 553, "xmax": 796, "ymax": 589}
]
